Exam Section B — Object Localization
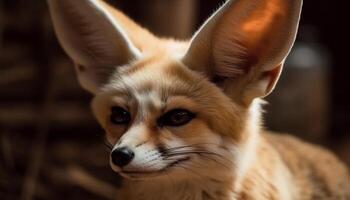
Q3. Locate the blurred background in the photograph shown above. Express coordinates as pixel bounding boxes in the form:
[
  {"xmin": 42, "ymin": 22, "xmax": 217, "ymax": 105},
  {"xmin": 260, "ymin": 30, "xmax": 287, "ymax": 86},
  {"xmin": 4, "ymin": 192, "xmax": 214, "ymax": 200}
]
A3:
[{"xmin": 1, "ymin": 0, "xmax": 349, "ymax": 199}]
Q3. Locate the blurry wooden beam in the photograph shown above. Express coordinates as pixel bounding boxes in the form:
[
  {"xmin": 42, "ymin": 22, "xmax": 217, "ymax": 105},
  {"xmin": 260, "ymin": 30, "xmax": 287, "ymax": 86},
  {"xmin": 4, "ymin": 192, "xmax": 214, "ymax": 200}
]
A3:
[
  {"xmin": 0, "ymin": 0, "xmax": 3, "ymax": 49},
  {"xmin": 0, "ymin": 65, "xmax": 36, "ymax": 85},
  {"xmin": 43, "ymin": 164, "xmax": 118, "ymax": 200},
  {"xmin": 0, "ymin": 103, "xmax": 95, "ymax": 126},
  {"xmin": 141, "ymin": 0, "xmax": 198, "ymax": 39},
  {"xmin": 20, "ymin": 59, "xmax": 56, "ymax": 200},
  {"xmin": 0, "ymin": 132, "xmax": 15, "ymax": 169},
  {"xmin": 66, "ymin": 165, "xmax": 118, "ymax": 200}
]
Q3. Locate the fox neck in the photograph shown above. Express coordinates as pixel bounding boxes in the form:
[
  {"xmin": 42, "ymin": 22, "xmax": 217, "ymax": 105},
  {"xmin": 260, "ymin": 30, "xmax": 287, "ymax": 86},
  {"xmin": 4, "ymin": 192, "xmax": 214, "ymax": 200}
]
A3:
[
  {"xmin": 232, "ymin": 99, "xmax": 262, "ymax": 189},
  {"xmin": 122, "ymin": 177, "xmax": 235, "ymax": 200}
]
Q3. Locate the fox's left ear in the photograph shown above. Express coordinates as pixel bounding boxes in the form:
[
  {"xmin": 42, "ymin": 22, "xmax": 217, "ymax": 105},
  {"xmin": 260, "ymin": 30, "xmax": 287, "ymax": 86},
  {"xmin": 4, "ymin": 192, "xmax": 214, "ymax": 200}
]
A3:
[{"xmin": 182, "ymin": 0, "xmax": 303, "ymax": 105}]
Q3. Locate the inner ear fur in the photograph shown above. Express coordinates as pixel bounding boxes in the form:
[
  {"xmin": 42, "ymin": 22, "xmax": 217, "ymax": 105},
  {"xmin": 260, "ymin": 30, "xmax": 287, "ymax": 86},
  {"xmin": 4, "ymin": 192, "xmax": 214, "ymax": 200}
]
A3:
[
  {"xmin": 182, "ymin": 0, "xmax": 303, "ymax": 104},
  {"xmin": 47, "ymin": 0, "xmax": 159, "ymax": 93}
]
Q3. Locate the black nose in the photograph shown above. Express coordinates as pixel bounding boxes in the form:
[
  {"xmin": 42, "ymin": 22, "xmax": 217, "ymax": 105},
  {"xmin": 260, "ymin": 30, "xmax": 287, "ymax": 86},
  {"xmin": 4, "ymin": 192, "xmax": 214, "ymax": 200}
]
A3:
[{"xmin": 111, "ymin": 147, "xmax": 135, "ymax": 167}]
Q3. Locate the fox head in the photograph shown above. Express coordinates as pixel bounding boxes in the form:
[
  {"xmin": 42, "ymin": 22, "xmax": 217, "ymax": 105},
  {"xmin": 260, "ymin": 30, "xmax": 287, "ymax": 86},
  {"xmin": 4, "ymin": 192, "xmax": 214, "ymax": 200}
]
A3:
[{"xmin": 48, "ymin": 0, "xmax": 302, "ymax": 181}]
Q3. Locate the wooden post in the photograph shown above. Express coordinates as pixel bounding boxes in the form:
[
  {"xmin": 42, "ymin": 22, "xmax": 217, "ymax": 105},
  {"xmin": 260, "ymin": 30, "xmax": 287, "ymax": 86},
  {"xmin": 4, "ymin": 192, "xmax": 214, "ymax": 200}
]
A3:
[{"xmin": 140, "ymin": 0, "xmax": 198, "ymax": 39}]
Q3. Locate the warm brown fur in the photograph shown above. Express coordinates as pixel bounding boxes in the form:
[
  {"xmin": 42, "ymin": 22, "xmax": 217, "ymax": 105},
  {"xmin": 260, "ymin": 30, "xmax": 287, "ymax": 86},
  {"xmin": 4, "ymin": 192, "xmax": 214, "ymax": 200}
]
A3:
[
  {"xmin": 263, "ymin": 133, "xmax": 350, "ymax": 199},
  {"xmin": 232, "ymin": 131, "xmax": 350, "ymax": 200},
  {"xmin": 47, "ymin": 0, "xmax": 350, "ymax": 199}
]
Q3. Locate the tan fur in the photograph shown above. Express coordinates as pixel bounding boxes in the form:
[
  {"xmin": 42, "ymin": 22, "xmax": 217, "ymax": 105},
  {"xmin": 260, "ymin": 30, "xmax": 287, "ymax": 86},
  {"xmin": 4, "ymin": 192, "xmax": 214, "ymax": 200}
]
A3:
[
  {"xmin": 233, "ymin": 132, "xmax": 350, "ymax": 200},
  {"xmin": 47, "ymin": 0, "xmax": 350, "ymax": 199},
  {"xmin": 264, "ymin": 133, "xmax": 350, "ymax": 199}
]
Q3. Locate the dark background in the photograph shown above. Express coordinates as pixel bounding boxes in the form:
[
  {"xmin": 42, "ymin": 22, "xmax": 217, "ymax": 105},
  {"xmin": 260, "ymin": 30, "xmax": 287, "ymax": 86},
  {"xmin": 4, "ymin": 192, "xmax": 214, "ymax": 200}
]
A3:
[{"xmin": 1, "ymin": 0, "xmax": 349, "ymax": 199}]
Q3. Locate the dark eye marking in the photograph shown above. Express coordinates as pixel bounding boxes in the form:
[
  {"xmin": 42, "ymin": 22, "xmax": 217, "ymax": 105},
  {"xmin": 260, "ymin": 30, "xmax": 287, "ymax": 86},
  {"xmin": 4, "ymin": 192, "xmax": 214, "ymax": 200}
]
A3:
[
  {"xmin": 110, "ymin": 106, "xmax": 131, "ymax": 125},
  {"xmin": 157, "ymin": 109, "xmax": 195, "ymax": 127}
]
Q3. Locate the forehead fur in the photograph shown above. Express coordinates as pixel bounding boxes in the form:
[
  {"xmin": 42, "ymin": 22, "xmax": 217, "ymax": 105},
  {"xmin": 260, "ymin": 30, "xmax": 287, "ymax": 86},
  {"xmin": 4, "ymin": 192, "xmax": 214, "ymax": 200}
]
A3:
[
  {"xmin": 109, "ymin": 55, "xmax": 199, "ymax": 97},
  {"xmin": 95, "ymin": 53, "xmax": 248, "ymax": 141}
]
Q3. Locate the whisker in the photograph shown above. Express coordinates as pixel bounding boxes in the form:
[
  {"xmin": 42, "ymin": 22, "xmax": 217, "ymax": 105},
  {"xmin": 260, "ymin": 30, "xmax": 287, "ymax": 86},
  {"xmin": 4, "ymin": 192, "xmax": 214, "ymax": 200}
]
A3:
[
  {"xmin": 196, "ymin": 153, "xmax": 231, "ymax": 170},
  {"xmin": 158, "ymin": 145, "xmax": 195, "ymax": 154},
  {"xmin": 157, "ymin": 142, "xmax": 230, "ymax": 156},
  {"xmin": 103, "ymin": 141, "xmax": 113, "ymax": 150},
  {"xmin": 173, "ymin": 164, "xmax": 203, "ymax": 179},
  {"xmin": 164, "ymin": 152, "xmax": 231, "ymax": 170},
  {"xmin": 157, "ymin": 143, "xmax": 219, "ymax": 154},
  {"xmin": 132, "ymin": 143, "xmax": 233, "ymax": 171},
  {"xmin": 164, "ymin": 150, "xmax": 227, "ymax": 160},
  {"xmin": 162, "ymin": 149, "xmax": 233, "ymax": 167}
]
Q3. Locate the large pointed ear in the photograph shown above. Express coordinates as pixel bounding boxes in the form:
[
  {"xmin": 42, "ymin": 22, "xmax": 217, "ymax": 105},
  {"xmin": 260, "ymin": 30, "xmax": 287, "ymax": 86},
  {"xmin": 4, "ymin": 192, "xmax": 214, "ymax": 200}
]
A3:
[
  {"xmin": 47, "ymin": 0, "xmax": 142, "ymax": 93},
  {"xmin": 182, "ymin": 0, "xmax": 303, "ymax": 105}
]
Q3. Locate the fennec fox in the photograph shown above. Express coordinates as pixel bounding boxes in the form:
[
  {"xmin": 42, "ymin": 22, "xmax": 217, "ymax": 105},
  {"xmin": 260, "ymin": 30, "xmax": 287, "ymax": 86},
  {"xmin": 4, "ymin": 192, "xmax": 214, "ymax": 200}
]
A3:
[{"xmin": 47, "ymin": 0, "xmax": 350, "ymax": 199}]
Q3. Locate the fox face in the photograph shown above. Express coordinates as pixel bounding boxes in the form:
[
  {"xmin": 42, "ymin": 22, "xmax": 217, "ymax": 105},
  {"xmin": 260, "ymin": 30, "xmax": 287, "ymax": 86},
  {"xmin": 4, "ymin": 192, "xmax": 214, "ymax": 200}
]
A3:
[
  {"xmin": 91, "ymin": 55, "xmax": 249, "ymax": 180},
  {"xmin": 47, "ymin": 0, "xmax": 303, "ymax": 192}
]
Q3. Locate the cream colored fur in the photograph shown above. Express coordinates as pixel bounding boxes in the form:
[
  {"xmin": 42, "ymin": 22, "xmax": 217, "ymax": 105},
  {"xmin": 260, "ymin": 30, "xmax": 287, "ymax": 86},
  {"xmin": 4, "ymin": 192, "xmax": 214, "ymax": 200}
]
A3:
[{"xmin": 47, "ymin": 0, "xmax": 350, "ymax": 199}]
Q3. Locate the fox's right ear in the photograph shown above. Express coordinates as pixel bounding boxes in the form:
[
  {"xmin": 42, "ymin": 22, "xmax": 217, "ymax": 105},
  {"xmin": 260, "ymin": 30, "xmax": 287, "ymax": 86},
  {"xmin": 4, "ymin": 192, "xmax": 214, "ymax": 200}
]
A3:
[{"xmin": 47, "ymin": 0, "xmax": 142, "ymax": 93}]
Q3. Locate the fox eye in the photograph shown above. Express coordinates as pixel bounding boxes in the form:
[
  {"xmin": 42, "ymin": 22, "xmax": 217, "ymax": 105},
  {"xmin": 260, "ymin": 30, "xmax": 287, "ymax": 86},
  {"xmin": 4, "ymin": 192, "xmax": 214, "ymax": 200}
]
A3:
[
  {"xmin": 158, "ymin": 109, "xmax": 195, "ymax": 127},
  {"xmin": 110, "ymin": 106, "xmax": 131, "ymax": 125}
]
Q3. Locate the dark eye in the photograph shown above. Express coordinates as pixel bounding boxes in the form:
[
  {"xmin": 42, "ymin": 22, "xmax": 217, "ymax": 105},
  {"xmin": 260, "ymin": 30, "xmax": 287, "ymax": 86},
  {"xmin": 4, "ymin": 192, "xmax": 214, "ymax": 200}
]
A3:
[
  {"xmin": 158, "ymin": 109, "xmax": 195, "ymax": 127},
  {"xmin": 110, "ymin": 106, "xmax": 131, "ymax": 125}
]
